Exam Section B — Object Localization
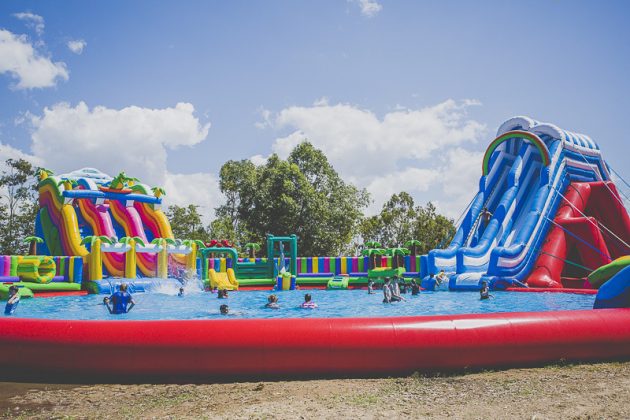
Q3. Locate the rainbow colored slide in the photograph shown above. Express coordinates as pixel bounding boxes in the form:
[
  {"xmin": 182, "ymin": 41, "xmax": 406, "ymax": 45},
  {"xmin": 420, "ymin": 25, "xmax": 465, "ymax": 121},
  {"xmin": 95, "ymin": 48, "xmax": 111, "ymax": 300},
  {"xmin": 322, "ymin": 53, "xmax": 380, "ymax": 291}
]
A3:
[{"xmin": 35, "ymin": 168, "xmax": 183, "ymax": 279}]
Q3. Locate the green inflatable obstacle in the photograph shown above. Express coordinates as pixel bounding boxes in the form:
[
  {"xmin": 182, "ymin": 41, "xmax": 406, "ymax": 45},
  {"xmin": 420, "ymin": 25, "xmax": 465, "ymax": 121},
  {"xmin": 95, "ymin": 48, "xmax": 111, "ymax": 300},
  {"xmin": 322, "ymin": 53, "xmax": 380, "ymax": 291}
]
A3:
[
  {"xmin": 368, "ymin": 267, "xmax": 405, "ymax": 279},
  {"xmin": 588, "ymin": 256, "xmax": 630, "ymax": 289},
  {"xmin": 327, "ymin": 275, "xmax": 350, "ymax": 290}
]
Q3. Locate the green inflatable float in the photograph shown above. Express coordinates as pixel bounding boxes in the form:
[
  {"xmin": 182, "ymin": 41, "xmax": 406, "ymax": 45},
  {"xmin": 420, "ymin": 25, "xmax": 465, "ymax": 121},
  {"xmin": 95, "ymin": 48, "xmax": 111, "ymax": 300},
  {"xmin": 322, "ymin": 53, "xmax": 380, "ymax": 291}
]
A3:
[{"xmin": 588, "ymin": 256, "xmax": 630, "ymax": 289}]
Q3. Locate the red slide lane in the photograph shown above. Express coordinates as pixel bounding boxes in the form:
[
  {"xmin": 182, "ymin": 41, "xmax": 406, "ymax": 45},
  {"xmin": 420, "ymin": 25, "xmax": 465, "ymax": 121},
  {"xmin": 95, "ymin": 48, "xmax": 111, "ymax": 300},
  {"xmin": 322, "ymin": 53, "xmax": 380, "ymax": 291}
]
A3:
[
  {"xmin": 527, "ymin": 182, "xmax": 630, "ymax": 288},
  {"xmin": 1, "ymin": 310, "xmax": 630, "ymax": 381}
]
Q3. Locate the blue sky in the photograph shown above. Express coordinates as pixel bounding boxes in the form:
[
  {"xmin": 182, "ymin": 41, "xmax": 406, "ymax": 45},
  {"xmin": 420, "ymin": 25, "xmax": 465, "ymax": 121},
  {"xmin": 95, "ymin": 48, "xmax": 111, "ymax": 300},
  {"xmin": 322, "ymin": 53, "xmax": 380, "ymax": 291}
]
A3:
[{"xmin": 0, "ymin": 0, "xmax": 629, "ymax": 221}]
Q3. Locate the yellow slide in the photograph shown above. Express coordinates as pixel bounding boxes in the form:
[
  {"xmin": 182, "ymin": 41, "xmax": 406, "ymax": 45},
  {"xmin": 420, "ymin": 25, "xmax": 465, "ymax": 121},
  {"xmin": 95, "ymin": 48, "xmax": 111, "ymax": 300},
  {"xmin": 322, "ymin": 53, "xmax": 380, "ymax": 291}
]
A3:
[{"xmin": 208, "ymin": 268, "xmax": 239, "ymax": 290}]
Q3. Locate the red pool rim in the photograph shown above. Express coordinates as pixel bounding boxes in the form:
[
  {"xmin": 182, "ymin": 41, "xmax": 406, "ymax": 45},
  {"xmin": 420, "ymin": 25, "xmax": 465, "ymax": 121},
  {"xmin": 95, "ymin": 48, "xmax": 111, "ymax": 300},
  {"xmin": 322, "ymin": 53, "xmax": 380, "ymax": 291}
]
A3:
[{"xmin": 0, "ymin": 308, "xmax": 628, "ymax": 382}]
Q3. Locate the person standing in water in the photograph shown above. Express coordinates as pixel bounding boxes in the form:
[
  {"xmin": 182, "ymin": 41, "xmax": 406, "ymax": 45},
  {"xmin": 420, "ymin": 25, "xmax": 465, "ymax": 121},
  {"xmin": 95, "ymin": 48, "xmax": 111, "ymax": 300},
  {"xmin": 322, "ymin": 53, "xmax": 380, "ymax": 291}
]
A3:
[
  {"xmin": 106, "ymin": 283, "xmax": 136, "ymax": 314},
  {"xmin": 4, "ymin": 286, "xmax": 20, "ymax": 315},
  {"xmin": 480, "ymin": 281, "xmax": 492, "ymax": 300}
]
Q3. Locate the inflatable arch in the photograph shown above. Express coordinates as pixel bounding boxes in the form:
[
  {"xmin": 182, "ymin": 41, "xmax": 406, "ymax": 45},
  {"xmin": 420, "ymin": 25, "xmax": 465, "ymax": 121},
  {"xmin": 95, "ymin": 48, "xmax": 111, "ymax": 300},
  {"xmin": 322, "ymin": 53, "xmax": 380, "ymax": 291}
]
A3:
[{"xmin": 482, "ymin": 130, "xmax": 551, "ymax": 176}]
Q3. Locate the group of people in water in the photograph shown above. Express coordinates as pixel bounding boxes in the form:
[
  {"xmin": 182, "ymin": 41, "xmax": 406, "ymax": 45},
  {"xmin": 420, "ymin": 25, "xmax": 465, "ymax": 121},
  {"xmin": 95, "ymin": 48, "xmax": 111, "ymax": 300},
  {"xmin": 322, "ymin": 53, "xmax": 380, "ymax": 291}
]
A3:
[{"xmin": 5, "ymin": 271, "xmax": 493, "ymax": 317}]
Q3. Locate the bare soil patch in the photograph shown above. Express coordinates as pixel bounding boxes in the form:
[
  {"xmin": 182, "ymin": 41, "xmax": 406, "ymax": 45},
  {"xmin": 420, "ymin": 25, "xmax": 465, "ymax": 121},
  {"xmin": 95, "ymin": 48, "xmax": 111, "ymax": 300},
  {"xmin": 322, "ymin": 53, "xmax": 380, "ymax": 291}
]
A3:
[{"xmin": 1, "ymin": 361, "xmax": 629, "ymax": 419}]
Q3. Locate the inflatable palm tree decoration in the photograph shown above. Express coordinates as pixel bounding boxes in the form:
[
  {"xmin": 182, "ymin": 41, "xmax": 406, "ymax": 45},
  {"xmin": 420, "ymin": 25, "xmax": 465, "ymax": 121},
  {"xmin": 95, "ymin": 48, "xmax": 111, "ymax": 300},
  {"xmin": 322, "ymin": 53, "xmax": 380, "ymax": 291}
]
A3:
[
  {"xmin": 119, "ymin": 237, "xmax": 146, "ymax": 278},
  {"xmin": 386, "ymin": 247, "xmax": 410, "ymax": 269},
  {"xmin": 80, "ymin": 236, "xmax": 114, "ymax": 281},
  {"xmin": 57, "ymin": 179, "xmax": 78, "ymax": 191},
  {"xmin": 38, "ymin": 168, "xmax": 53, "ymax": 181},
  {"xmin": 23, "ymin": 236, "xmax": 43, "ymax": 255},
  {"xmin": 182, "ymin": 239, "xmax": 206, "ymax": 276},
  {"xmin": 110, "ymin": 172, "xmax": 139, "ymax": 190},
  {"xmin": 245, "ymin": 242, "xmax": 261, "ymax": 258},
  {"xmin": 404, "ymin": 239, "xmax": 422, "ymax": 256},
  {"xmin": 362, "ymin": 247, "xmax": 385, "ymax": 270},
  {"xmin": 151, "ymin": 186, "xmax": 166, "ymax": 198},
  {"xmin": 151, "ymin": 237, "xmax": 177, "ymax": 279}
]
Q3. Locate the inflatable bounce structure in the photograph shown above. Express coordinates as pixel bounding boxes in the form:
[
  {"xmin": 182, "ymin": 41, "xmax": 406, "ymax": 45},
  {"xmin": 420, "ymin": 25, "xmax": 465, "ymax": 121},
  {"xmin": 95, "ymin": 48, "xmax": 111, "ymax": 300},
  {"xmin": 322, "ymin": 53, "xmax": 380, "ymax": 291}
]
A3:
[{"xmin": 423, "ymin": 116, "xmax": 630, "ymax": 291}]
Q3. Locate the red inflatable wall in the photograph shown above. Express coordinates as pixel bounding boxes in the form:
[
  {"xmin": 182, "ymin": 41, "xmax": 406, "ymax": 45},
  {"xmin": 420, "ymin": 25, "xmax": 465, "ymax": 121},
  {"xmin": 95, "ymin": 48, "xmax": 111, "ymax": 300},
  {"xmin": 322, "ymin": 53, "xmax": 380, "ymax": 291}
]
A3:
[
  {"xmin": 528, "ymin": 182, "xmax": 630, "ymax": 288},
  {"xmin": 1, "ymin": 309, "xmax": 629, "ymax": 381}
]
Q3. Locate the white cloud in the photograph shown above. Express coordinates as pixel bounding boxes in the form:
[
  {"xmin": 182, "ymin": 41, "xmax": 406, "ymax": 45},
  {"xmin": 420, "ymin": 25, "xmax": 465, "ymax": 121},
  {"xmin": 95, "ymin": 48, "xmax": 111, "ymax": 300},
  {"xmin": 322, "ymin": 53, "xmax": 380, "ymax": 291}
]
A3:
[
  {"xmin": 351, "ymin": 0, "xmax": 383, "ymax": 17},
  {"xmin": 26, "ymin": 101, "xmax": 218, "ymax": 223},
  {"xmin": 67, "ymin": 39, "xmax": 87, "ymax": 55},
  {"xmin": 259, "ymin": 99, "xmax": 487, "ymax": 217},
  {"xmin": 0, "ymin": 29, "xmax": 69, "ymax": 89},
  {"xmin": 13, "ymin": 12, "xmax": 45, "ymax": 36},
  {"xmin": 0, "ymin": 141, "xmax": 42, "ymax": 168}
]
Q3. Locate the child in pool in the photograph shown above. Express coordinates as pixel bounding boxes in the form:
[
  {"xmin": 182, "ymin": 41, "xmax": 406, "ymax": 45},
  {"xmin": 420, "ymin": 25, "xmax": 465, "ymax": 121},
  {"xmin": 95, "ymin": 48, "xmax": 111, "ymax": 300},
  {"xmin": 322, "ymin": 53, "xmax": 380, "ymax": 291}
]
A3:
[
  {"xmin": 4, "ymin": 286, "xmax": 20, "ymax": 315},
  {"xmin": 265, "ymin": 294, "xmax": 280, "ymax": 309},
  {"xmin": 220, "ymin": 304, "xmax": 229, "ymax": 315},
  {"xmin": 218, "ymin": 289, "xmax": 228, "ymax": 299},
  {"xmin": 367, "ymin": 279, "xmax": 375, "ymax": 294},
  {"xmin": 300, "ymin": 293, "xmax": 318, "ymax": 309},
  {"xmin": 102, "ymin": 296, "xmax": 113, "ymax": 314},
  {"xmin": 178, "ymin": 287, "xmax": 184, "ymax": 297},
  {"xmin": 480, "ymin": 281, "xmax": 492, "ymax": 300},
  {"xmin": 410, "ymin": 279, "xmax": 420, "ymax": 296}
]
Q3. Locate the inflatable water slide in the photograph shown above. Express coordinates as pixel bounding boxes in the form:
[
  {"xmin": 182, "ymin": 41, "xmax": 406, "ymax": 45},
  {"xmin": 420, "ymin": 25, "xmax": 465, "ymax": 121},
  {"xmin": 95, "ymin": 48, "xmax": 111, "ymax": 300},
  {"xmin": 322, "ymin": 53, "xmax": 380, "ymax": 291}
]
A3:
[
  {"xmin": 423, "ymin": 116, "xmax": 630, "ymax": 290},
  {"xmin": 36, "ymin": 168, "xmax": 182, "ymax": 278}
]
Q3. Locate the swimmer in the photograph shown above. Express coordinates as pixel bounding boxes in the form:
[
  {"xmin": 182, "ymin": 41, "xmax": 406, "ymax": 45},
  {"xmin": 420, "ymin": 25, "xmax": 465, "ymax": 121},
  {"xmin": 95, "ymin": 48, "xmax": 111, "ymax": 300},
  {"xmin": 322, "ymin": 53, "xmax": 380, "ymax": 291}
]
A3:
[
  {"xmin": 218, "ymin": 289, "xmax": 228, "ymax": 299},
  {"xmin": 480, "ymin": 281, "xmax": 492, "ymax": 300},
  {"xmin": 102, "ymin": 296, "xmax": 113, "ymax": 314},
  {"xmin": 4, "ymin": 286, "xmax": 20, "ymax": 315},
  {"xmin": 367, "ymin": 279, "xmax": 375, "ymax": 294},
  {"xmin": 410, "ymin": 279, "xmax": 420, "ymax": 296},
  {"xmin": 178, "ymin": 287, "xmax": 184, "ymax": 297},
  {"xmin": 300, "ymin": 293, "xmax": 318, "ymax": 309},
  {"xmin": 383, "ymin": 278, "xmax": 393, "ymax": 303},
  {"xmin": 220, "ymin": 304, "xmax": 229, "ymax": 315},
  {"xmin": 397, "ymin": 276, "xmax": 407, "ymax": 294},
  {"xmin": 107, "ymin": 283, "xmax": 135, "ymax": 314},
  {"xmin": 265, "ymin": 294, "xmax": 280, "ymax": 309}
]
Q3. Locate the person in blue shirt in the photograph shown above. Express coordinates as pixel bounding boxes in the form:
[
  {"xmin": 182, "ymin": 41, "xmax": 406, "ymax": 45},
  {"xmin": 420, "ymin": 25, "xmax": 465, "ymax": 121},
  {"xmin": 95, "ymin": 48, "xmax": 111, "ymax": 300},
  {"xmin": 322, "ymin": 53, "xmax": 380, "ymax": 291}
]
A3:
[
  {"xmin": 4, "ymin": 286, "xmax": 20, "ymax": 315},
  {"xmin": 106, "ymin": 283, "xmax": 136, "ymax": 314}
]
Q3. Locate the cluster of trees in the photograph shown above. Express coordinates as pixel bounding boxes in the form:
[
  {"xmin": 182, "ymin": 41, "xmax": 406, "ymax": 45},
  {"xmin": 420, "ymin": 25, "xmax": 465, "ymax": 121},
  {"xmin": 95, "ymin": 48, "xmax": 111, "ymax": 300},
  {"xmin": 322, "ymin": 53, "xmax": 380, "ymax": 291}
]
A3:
[
  {"xmin": 166, "ymin": 142, "xmax": 456, "ymax": 257},
  {"xmin": 0, "ymin": 141, "xmax": 456, "ymax": 257},
  {"xmin": 0, "ymin": 159, "xmax": 40, "ymax": 255}
]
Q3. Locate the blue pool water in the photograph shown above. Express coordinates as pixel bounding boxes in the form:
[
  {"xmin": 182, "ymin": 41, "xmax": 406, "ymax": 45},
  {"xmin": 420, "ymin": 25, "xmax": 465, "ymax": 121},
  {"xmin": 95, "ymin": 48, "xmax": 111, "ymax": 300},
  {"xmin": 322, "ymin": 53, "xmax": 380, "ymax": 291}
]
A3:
[{"xmin": 7, "ymin": 286, "xmax": 596, "ymax": 321}]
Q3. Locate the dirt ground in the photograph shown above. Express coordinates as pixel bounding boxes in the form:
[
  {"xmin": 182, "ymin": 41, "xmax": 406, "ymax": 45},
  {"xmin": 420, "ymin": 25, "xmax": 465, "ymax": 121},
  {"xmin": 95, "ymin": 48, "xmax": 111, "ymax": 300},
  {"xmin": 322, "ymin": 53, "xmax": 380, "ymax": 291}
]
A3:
[{"xmin": 1, "ymin": 361, "xmax": 629, "ymax": 419}]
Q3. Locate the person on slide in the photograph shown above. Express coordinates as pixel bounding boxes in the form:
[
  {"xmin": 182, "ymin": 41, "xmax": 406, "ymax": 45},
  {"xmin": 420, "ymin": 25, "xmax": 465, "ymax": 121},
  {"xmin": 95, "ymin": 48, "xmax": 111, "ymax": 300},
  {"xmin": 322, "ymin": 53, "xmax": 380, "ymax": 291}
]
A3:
[
  {"xmin": 106, "ymin": 283, "xmax": 136, "ymax": 314},
  {"xmin": 4, "ymin": 286, "xmax": 20, "ymax": 315}
]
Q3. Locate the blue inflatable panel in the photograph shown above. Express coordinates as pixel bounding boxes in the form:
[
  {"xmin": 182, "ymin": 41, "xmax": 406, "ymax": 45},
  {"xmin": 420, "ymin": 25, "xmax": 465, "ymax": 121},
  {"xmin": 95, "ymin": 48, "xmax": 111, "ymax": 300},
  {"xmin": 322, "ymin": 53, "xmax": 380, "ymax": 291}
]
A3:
[
  {"xmin": 92, "ymin": 278, "xmax": 183, "ymax": 294},
  {"xmin": 421, "ymin": 277, "xmax": 437, "ymax": 291},
  {"xmin": 594, "ymin": 266, "xmax": 630, "ymax": 309}
]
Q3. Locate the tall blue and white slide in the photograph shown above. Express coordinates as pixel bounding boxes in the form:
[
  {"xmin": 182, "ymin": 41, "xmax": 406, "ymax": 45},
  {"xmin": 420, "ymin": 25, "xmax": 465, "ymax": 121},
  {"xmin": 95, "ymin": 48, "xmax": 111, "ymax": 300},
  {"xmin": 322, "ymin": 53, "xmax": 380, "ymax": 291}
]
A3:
[{"xmin": 422, "ymin": 116, "xmax": 612, "ymax": 290}]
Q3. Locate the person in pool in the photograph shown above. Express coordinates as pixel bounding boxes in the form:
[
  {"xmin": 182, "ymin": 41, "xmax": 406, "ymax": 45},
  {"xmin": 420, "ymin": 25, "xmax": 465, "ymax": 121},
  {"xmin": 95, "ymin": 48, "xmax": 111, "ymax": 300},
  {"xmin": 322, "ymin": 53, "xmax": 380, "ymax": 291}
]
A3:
[
  {"xmin": 383, "ymin": 278, "xmax": 393, "ymax": 303},
  {"xmin": 367, "ymin": 279, "xmax": 375, "ymax": 294},
  {"xmin": 106, "ymin": 283, "xmax": 135, "ymax": 315},
  {"xmin": 178, "ymin": 287, "xmax": 184, "ymax": 297},
  {"xmin": 396, "ymin": 276, "xmax": 407, "ymax": 294},
  {"xmin": 390, "ymin": 277, "xmax": 404, "ymax": 302},
  {"xmin": 4, "ymin": 285, "xmax": 20, "ymax": 315},
  {"xmin": 265, "ymin": 294, "xmax": 280, "ymax": 309},
  {"xmin": 218, "ymin": 289, "xmax": 228, "ymax": 299},
  {"xmin": 220, "ymin": 304, "xmax": 229, "ymax": 315},
  {"xmin": 480, "ymin": 281, "xmax": 492, "ymax": 300},
  {"xmin": 102, "ymin": 296, "xmax": 113, "ymax": 314},
  {"xmin": 436, "ymin": 270, "xmax": 448, "ymax": 287},
  {"xmin": 410, "ymin": 279, "xmax": 420, "ymax": 296},
  {"xmin": 300, "ymin": 293, "xmax": 318, "ymax": 309}
]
